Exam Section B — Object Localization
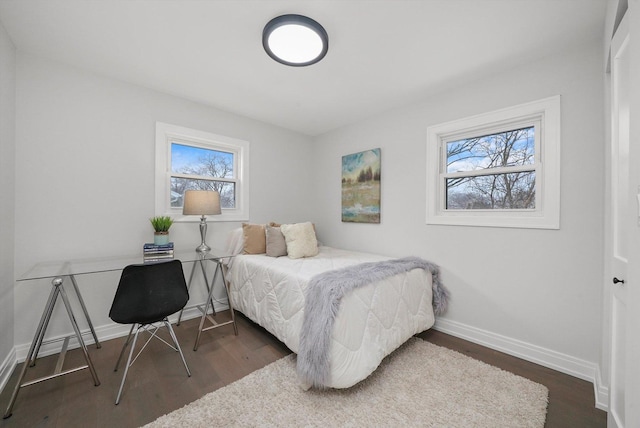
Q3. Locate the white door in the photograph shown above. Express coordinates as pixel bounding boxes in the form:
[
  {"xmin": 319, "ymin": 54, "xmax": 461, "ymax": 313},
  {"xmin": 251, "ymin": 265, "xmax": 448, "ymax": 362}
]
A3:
[{"xmin": 608, "ymin": 14, "xmax": 630, "ymax": 428}]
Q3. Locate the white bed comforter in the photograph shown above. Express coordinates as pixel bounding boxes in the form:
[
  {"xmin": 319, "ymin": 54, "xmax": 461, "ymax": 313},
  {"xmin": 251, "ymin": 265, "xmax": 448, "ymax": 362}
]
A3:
[{"xmin": 228, "ymin": 246, "xmax": 435, "ymax": 388}]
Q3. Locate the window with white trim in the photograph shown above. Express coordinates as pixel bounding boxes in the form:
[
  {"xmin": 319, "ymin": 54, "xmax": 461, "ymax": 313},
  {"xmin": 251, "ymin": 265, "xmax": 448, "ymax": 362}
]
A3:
[
  {"xmin": 426, "ymin": 96, "xmax": 560, "ymax": 229},
  {"xmin": 155, "ymin": 122, "xmax": 250, "ymax": 222}
]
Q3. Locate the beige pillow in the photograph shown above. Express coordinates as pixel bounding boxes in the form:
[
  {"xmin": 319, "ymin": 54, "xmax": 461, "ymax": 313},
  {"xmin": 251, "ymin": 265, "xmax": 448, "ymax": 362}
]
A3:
[
  {"xmin": 265, "ymin": 225, "xmax": 287, "ymax": 257},
  {"xmin": 280, "ymin": 222, "xmax": 319, "ymax": 259},
  {"xmin": 242, "ymin": 223, "xmax": 266, "ymax": 254}
]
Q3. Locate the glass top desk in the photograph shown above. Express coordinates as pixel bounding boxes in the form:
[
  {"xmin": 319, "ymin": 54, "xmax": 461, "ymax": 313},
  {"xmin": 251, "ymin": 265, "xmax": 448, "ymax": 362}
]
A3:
[{"xmin": 4, "ymin": 250, "xmax": 235, "ymax": 419}]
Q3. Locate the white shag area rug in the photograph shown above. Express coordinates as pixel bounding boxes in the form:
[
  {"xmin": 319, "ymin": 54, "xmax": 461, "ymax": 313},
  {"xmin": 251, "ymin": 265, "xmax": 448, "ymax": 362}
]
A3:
[{"xmin": 144, "ymin": 338, "xmax": 548, "ymax": 427}]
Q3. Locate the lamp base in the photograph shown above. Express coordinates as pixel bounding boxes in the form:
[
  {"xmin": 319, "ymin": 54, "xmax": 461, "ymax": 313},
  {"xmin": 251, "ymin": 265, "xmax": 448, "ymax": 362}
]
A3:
[
  {"xmin": 195, "ymin": 243, "xmax": 211, "ymax": 253},
  {"xmin": 196, "ymin": 215, "xmax": 211, "ymax": 253}
]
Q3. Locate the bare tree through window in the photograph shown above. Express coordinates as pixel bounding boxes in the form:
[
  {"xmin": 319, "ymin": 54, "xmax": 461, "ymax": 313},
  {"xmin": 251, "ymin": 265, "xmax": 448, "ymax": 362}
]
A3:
[
  {"xmin": 170, "ymin": 143, "xmax": 236, "ymax": 208},
  {"xmin": 445, "ymin": 127, "xmax": 536, "ymax": 209}
]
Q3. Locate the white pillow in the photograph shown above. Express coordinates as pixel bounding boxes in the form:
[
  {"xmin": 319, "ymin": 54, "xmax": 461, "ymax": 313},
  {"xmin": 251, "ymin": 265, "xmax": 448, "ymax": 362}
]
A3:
[
  {"xmin": 225, "ymin": 227, "xmax": 244, "ymax": 255},
  {"xmin": 280, "ymin": 222, "xmax": 319, "ymax": 259},
  {"xmin": 223, "ymin": 227, "xmax": 244, "ymax": 269}
]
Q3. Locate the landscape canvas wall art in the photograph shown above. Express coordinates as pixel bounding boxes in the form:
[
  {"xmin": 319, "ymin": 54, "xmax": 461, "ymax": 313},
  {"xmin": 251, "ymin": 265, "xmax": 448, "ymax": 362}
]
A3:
[{"xmin": 342, "ymin": 148, "xmax": 381, "ymax": 223}]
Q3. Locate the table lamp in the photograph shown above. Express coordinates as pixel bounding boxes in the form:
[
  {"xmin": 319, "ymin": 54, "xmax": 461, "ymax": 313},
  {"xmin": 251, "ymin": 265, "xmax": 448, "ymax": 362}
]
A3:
[{"xmin": 182, "ymin": 190, "xmax": 221, "ymax": 253}]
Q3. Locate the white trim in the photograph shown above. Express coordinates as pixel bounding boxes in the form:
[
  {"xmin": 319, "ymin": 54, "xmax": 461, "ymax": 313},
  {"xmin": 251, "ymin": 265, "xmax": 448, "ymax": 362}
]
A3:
[
  {"xmin": 0, "ymin": 346, "xmax": 17, "ymax": 395},
  {"xmin": 594, "ymin": 366, "xmax": 610, "ymax": 411},
  {"xmin": 4, "ymin": 306, "xmax": 606, "ymax": 410},
  {"xmin": 426, "ymin": 96, "xmax": 561, "ymax": 229},
  {"xmin": 11, "ymin": 300, "xmax": 229, "ymax": 364},
  {"xmin": 433, "ymin": 317, "xmax": 606, "ymax": 409},
  {"xmin": 155, "ymin": 122, "xmax": 250, "ymax": 222}
]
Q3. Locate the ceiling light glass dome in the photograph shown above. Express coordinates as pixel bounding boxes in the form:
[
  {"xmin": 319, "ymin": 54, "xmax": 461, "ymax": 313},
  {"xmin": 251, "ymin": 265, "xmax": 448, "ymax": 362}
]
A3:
[{"xmin": 263, "ymin": 14, "xmax": 329, "ymax": 67}]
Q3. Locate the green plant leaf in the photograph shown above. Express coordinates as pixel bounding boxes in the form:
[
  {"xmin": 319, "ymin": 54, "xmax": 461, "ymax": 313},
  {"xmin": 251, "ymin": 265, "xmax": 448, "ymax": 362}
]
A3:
[{"xmin": 149, "ymin": 216, "xmax": 173, "ymax": 232}]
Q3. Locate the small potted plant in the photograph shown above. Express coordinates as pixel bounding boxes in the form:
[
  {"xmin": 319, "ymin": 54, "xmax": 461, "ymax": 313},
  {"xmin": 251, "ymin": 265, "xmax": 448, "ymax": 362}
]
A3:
[{"xmin": 150, "ymin": 216, "xmax": 173, "ymax": 245}]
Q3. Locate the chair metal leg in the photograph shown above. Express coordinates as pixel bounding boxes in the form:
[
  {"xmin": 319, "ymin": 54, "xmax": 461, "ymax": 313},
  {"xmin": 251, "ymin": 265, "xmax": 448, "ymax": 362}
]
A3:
[
  {"xmin": 115, "ymin": 324, "xmax": 141, "ymax": 405},
  {"xmin": 114, "ymin": 320, "xmax": 190, "ymax": 404},
  {"xmin": 164, "ymin": 319, "xmax": 191, "ymax": 377},
  {"xmin": 114, "ymin": 325, "xmax": 135, "ymax": 372}
]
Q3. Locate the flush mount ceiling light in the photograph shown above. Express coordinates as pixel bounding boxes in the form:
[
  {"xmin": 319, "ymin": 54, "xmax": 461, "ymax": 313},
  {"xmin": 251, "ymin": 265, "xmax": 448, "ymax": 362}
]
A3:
[{"xmin": 263, "ymin": 14, "xmax": 329, "ymax": 67}]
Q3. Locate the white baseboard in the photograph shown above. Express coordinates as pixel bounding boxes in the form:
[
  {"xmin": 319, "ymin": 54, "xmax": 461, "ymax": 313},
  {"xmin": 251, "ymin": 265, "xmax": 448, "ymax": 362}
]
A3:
[
  {"xmin": 434, "ymin": 318, "xmax": 609, "ymax": 411},
  {"xmin": 594, "ymin": 366, "xmax": 610, "ymax": 411},
  {"xmin": 4, "ymin": 305, "xmax": 609, "ymax": 412},
  {"xmin": 11, "ymin": 300, "xmax": 229, "ymax": 365},
  {"xmin": 0, "ymin": 346, "xmax": 17, "ymax": 395}
]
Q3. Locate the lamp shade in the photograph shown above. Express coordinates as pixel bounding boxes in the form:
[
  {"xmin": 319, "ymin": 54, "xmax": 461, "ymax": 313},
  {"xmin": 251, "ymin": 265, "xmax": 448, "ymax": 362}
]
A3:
[{"xmin": 182, "ymin": 190, "xmax": 221, "ymax": 215}]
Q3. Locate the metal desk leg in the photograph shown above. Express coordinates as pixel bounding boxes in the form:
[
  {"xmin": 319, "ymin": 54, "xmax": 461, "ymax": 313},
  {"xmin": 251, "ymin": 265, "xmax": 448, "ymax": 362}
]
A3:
[
  {"xmin": 193, "ymin": 261, "xmax": 238, "ymax": 351},
  {"xmin": 177, "ymin": 260, "xmax": 217, "ymax": 326},
  {"xmin": 29, "ymin": 274, "xmax": 100, "ymax": 366},
  {"xmin": 198, "ymin": 260, "xmax": 217, "ymax": 316},
  {"xmin": 69, "ymin": 274, "xmax": 101, "ymax": 348},
  {"xmin": 28, "ymin": 287, "xmax": 58, "ymax": 367},
  {"xmin": 219, "ymin": 263, "xmax": 238, "ymax": 336},
  {"xmin": 177, "ymin": 262, "xmax": 198, "ymax": 326},
  {"xmin": 58, "ymin": 282, "xmax": 100, "ymax": 385},
  {"xmin": 4, "ymin": 282, "xmax": 59, "ymax": 419},
  {"xmin": 193, "ymin": 265, "xmax": 219, "ymax": 351},
  {"xmin": 3, "ymin": 277, "xmax": 100, "ymax": 420}
]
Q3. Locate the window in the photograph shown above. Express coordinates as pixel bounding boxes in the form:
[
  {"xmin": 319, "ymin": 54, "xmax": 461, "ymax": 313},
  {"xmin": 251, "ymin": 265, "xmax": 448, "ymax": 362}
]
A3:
[
  {"xmin": 445, "ymin": 125, "xmax": 537, "ymax": 210},
  {"xmin": 155, "ymin": 122, "xmax": 250, "ymax": 222},
  {"xmin": 426, "ymin": 96, "xmax": 560, "ymax": 229}
]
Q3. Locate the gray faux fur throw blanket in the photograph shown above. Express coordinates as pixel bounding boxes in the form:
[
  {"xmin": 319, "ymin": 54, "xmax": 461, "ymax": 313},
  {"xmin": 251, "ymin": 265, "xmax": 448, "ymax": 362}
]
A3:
[{"xmin": 297, "ymin": 256, "xmax": 449, "ymax": 388}]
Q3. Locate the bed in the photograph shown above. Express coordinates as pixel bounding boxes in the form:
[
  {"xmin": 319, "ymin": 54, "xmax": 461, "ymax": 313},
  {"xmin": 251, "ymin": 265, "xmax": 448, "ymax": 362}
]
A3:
[{"xmin": 226, "ymin": 224, "xmax": 447, "ymax": 389}]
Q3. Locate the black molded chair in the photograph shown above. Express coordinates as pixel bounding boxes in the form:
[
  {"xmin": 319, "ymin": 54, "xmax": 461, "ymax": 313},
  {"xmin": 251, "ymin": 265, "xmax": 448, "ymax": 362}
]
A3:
[{"xmin": 109, "ymin": 260, "xmax": 191, "ymax": 404}]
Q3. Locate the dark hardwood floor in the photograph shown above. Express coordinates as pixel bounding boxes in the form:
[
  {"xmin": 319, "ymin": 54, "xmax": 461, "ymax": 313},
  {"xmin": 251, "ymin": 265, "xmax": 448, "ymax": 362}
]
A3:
[{"xmin": 0, "ymin": 312, "xmax": 606, "ymax": 427}]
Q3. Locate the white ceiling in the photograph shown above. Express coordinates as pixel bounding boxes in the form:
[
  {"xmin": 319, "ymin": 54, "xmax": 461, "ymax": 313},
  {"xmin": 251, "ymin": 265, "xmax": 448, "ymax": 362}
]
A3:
[{"xmin": 0, "ymin": 0, "xmax": 607, "ymax": 136}]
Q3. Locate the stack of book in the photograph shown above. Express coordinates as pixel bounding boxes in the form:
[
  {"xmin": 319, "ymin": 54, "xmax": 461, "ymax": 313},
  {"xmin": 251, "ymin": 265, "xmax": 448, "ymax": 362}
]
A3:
[{"xmin": 143, "ymin": 242, "xmax": 174, "ymax": 263}]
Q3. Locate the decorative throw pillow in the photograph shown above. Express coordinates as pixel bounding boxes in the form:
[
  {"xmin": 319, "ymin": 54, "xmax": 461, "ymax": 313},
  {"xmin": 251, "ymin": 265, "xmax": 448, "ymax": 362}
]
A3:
[
  {"xmin": 265, "ymin": 225, "xmax": 287, "ymax": 257},
  {"xmin": 242, "ymin": 223, "xmax": 266, "ymax": 254},
  {"xmin": 280, "ymin": 222, "xmax": 319, "ymax": 259},
  {"xmin": 226, "ymin": 227, "xmax": 244, "ymax": 255}
]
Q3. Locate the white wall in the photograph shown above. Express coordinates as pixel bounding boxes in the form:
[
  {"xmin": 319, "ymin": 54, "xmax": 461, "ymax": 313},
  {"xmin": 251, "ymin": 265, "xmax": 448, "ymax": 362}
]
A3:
[
  {"xmin": 0, "ymin": 20, "xmax": 16, "ymax": 388},
  {"xmin": 312, "ymin": 41, "xmax": 605, "ymax": 383},
  {"xmin": 4, "ymin": 26, "xmax": 611, "ymax": 407},
  {"xmin": 12, "ymin": 53, "xmax": 315, "ymax": 353}
]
